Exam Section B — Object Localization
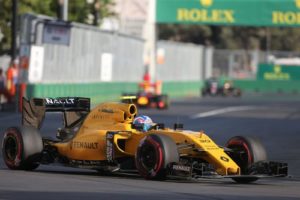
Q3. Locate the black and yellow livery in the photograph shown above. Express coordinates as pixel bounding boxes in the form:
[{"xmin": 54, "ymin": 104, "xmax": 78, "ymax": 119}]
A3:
[{"xmin": 2, "ymin": 97, "xmax": 287, "ymax": 183}]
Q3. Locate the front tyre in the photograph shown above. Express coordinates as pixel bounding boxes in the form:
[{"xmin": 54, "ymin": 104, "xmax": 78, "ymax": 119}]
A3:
[
  {"xmin": 226, "ymin": 136, "xmax": 267, "ymax": 183},
  {"xmin": 2, "ymin": 126, "xmax": 43, "ymax": 170},
  {"xmin": 135, "ymin": 134, "xmax": 179, "ymax": 180}
]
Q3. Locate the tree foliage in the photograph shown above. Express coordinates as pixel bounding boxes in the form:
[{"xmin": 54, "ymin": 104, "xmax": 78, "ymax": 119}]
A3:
[
  {"xmin": 0, "ymin": 0, "xmax": 115, "ymax": 55},
  {"xmin": 158, "ymin": 24, "xmax": 300, "ymax": 52},
  {"xmin": 2, "ymin": 0, "xmax": 300, "ymax": 55}
]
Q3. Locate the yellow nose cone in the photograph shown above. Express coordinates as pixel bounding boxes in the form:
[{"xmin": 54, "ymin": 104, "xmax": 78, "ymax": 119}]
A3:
[{"xmin": 228, "ymin": 167, "xmax": 240, "ymax": 175}]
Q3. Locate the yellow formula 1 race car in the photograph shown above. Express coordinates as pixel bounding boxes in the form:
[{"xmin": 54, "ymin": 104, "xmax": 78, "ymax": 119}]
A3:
[{"xmin": 2, "ymin": 97, "xmax": 287, "ymax": 183}]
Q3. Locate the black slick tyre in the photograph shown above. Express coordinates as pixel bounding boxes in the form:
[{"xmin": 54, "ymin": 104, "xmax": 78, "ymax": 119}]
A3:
[
  {"xmin": 226, "ymin": 136, "xmax": 267, "ymax": 183},
  {"xmin": 135, "ymin": 134, "xmax": 179, "ymax": 180},
  {"xmin": 2, "ymin": 126, "xmax": 43, "ymax": 170}
]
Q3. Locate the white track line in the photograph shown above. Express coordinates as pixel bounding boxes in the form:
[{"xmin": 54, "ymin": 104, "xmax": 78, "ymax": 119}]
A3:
[{"xmin": 191, "ymin": 106, "xmax": 258, "ymax": 119}]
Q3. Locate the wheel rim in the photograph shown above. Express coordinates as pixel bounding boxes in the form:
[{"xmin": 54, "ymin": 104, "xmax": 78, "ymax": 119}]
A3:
[
  {"xmin": 140, "ymin": 144, "xmax": 157, "ymax": 170},
  {"xmin": 4, "ymin": 136, "xmax": 18, "ymax": 161},
  {"xmin": 232, "ymin": 145, "xmax": 249, "ymax": 170}
]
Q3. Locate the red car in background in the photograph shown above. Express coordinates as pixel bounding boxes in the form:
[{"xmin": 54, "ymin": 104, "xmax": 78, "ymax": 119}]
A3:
[{"xmin": 121, "ymin": 80, "xmax": 169, "ymax": 109}]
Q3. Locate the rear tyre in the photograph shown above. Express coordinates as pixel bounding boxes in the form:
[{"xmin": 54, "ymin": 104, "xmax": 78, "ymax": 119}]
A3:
[
  {"xmin": 2, "ymin": 126, "xmax": 43, "ymax": 170},
  {"xmin": 157, "ymin": 95, "xmax": 169, "ymax": 109},
  {"xmin": 226, "ymin": 136, "xmax": 267, "ymax": 183},
  {"xmin": 135, "ymin": 134, "xmax": 179, "ymax": 180}
]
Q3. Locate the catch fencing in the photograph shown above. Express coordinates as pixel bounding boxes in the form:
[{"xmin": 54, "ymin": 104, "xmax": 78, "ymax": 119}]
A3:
[
  {"xmin": 212, "ymin": 49, "xmax": 300, "ymax": 80},
  {"xmin": 11, "ymin": 13, "xmax": 300, "ymax": 84},
  {"xmin": 20, "ymin": 14, "xmax": 206, "ymax": 84},
  {"xmin": 156, "ymin": 41, "xmax": 204, "ymax": 81},
  {"xmin": 20, "ymin": 14, "xmax": 144, "ymax": 83}
]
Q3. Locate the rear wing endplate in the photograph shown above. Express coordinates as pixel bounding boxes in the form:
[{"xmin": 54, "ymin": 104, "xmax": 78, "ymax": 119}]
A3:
[{"xmin": 22, "ymin": 97, "xmax": 90, "ymax": 129}]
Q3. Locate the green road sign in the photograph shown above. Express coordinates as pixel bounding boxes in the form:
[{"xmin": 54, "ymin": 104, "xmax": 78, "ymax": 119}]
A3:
[
  {"xmin": 257, "ymin": 64, "xmax": 300, "ymax": 80},
  {"xmin": 156, "ymin": 0, "xmax": 300, "ymax": 27}
]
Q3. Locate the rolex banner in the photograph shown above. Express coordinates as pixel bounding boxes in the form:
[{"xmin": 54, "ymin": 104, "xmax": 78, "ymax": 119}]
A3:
[
  {"xmin": 257, "ymin": 64, "xmax": 300, "ymax": 81},
  {"xmin": 156, "ymin": 0, "xmax": 300, "ymax": 27}
]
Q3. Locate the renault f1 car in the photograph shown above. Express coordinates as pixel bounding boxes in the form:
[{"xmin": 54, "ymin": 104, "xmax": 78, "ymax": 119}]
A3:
[{"xmin": 2, "ymin": 97, "xmax": 287, "ymax": 183}]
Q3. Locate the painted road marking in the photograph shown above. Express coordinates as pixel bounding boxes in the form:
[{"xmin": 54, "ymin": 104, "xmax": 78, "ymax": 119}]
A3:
[{"xmin": 191, "ymin": 106, "xmax": 258, "ymax": 119}]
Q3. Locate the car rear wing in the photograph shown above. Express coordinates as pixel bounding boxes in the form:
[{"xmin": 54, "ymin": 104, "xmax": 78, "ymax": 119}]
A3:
[{"xmin": 22, "ymin": 97, "xmax": 90, "ymax": 129}]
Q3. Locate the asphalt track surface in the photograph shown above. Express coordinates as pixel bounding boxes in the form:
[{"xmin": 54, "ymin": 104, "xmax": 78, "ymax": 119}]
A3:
[{"xmin": 0, "ymin": 94, "xmax": 300, "ymax": 200}]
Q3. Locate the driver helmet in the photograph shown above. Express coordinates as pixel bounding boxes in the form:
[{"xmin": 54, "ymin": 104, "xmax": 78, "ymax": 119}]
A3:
[{"xmin": 133, "ymin": 115, "xmax": 153, "ymax": 132}]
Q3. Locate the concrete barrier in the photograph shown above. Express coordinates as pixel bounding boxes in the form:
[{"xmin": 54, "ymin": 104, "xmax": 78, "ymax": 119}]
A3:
[
  {"xmin": 25, "ymin": 81, "xmax": 203, "ymax": 105},
  {"xmin": 234, "ymin": 80, "xmax": 300, "ymax": 94}
]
